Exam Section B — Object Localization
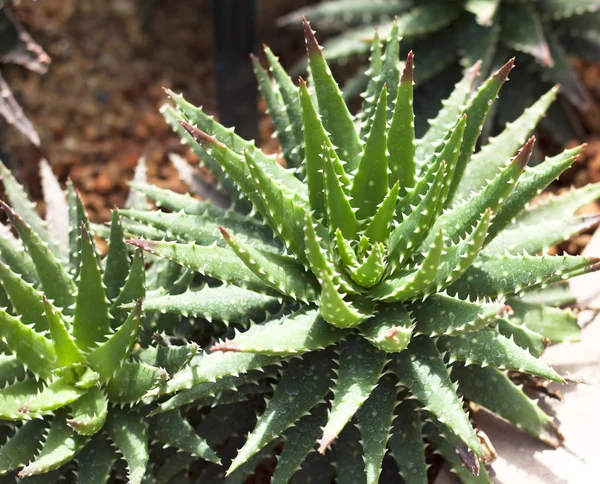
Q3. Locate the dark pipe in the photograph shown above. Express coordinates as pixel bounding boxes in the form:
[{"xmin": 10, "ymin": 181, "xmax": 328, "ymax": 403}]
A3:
[{"xmin": 212, "ymin": 0, "xmax": 258, "ymax": 142}]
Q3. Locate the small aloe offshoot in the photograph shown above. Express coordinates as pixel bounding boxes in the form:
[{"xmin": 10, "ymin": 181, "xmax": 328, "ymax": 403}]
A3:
[
  {"xmin": 124, "ymin": 20, "xmax": 599, "ymax": 483},
  {"xmin": 0, "ymin": 161, "xmax": 216, "ymax": 482}
]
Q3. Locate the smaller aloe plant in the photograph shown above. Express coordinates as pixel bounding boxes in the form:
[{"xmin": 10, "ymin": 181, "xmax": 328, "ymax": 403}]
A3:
[
  {"xmin": 0, "ymin": 161, "xmax": 215, "ymax": 482},
  {"xmin": 120, "ymin": 20, "xmax": 600, "ymax": 483}
]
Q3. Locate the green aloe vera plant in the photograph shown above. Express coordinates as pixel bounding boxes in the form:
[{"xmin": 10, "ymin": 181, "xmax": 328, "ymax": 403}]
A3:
[
  {"xmin": 120, "ymin": 21, "xmax": 600, "ymax": 483},
  {"xmin": 0, "ymin": 161, "xmax": 222, "ymax": 482},
  {"xmin": 280, "ymin": 0, "xmax": 600, "ymax": 144}
]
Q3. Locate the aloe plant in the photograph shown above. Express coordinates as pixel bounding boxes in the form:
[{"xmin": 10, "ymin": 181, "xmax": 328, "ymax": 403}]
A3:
[
  {"xmin": 0, "ymin": 161, "xmax": 226, "ymax": 482},
  {"xmin": 280, "ymin": 0, "xmax": 600, "ymax": 144},
  {"xmin": 121, "ymin": 22, "xmax": 600, "ymax": 483}
]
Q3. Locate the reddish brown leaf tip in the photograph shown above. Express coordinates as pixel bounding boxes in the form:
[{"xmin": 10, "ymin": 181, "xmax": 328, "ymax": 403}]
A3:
[
  {"xmin": 210, "ymin": 340, "xmax": 242, "ymax": 353},
  {"xmin": 0, "ymin": 199, "xmax": 14, "ymax": 216},
  {"xmin": 587, "ymin": 260, "xmax": 600, "ymax": 273},
  {"xmin": 126, "ymin": 238, "xmax": 157, "ymax": 254},
  {"xmin": 178, "ymin": 119, "xmax": 226, "ymax": 149},
  {"xmin": 317, "ymin": 434, "xmax": 335, "ymax": 455},
  {"xmin": 302, "ymin": 17, "xmax": 321, "ymax": 57},
  {"xmin": 513, "ymin": 136, "xmax": 536, "ymax": 169},
  {"xmin": 493, "ymin": 58, "xmax": 515, "ymax": 83},
  {"xmin": 218, "ymin": 226, "xmax": 232, "ymax": 241},
  {"xmin": 401, "ymin": 51, "xmax": 414, "ymax": 84},
  {"xmin": 249, "ymin": 53, "xmax": 259, "ymax": 63},
  {"xmin": 454, "ymin": 444, "xmax": 480, "ymax": 476}
]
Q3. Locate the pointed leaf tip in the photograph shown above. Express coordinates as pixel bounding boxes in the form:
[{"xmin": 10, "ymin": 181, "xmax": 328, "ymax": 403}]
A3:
[
  {"xmin": 317, "ymin": 434, "xmax": 335, "ymax": 455},
  {"xmin": 494, "ymin": 58, "xmax": 515, "ymax": 83},
  {"xmin": 514, "ymin": 137, "xmax": 536, "ymax": 168},
  {"xmin": 126, "ymin": 238, "xmax": 157, "ymax": 253},
  {"xmin": 302, "ymin": 17, "xmax": 321, "ymax": 57},
  {"xmin": 178, "ymin": 119, "xmax": 226, "ymax": 150},
  {"xmin": 455, "ymin": 442, "xmax": 480, "ymax": 476},
  {"xmin": 401, "ymin": 51, "xmax": 414, "ymax": 84},
  {"xmin": 218, "ymin": 225, "xmax": 232, "ymax": 241}
]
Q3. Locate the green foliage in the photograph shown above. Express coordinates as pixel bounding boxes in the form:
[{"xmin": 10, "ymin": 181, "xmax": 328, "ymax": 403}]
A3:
[
  {"xmin": 0, "ymin": 161, "xmax": 206, "ymax": 482},
  {"xmin": 281, "ymin": 0, "xmax": 600, "ymax": 143},
  {"xmin": 116, "ymin": 22, "xmax": 600, "ymax": 483}
]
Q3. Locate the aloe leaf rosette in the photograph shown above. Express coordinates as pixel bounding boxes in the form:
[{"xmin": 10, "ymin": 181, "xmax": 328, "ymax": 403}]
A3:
[
  {"xmin": 123, "ymin": 21, "xmax": 599, "ymax": 483},
  {"xmin": 0, "ymin": 161, "xmax": 218, "ymax": 482},
  {"xmin": 280, "ymin": 0, "xmax": 600, "ymax": 144}
]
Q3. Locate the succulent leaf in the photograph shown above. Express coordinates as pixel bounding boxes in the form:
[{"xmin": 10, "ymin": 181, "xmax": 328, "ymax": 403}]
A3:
[
  {"xmin": 357, "ymin": 373, "xmax": 397, "ymax": 484},
  {"xmin": 387, "ymin": 399, "xmax": 427, "ymax": 484},
  {"xmin": 219, "ymin": 226, "xmax": 318, "ymax": 302},
  {"xmin": 505, "ymin": 297, "xmax": 580, "ymax": 343},
  {"xmin": 388, "ymin": 52, "xmax": 416, "ymax": 190},
  {"xmin": 109, "ymin": 248, "xmax": 146, "ymax": 326},
  {"xmin": 0, "ymin": 419, "xmax": 46, "ymax": 475},
  {"xmin": 149, "ymin": 351, "xmax": 283, "ymax": 398},
  {"xmin": 72, "ymin": 226, "xmax": 111, "ymax": 352},
  {"xmin": 351, "ymin": 88, "xmax": 390, "ymax": 220},
  {"xmin": 227, "ymin": 349, "xmax": 335, "ymax": 474},
  {"xmin": 322, "ymin": 145, "xmax": 360, "ymax": 239},
  {"xmin": 446, "ymin": 59, "xmax": 514, "ymax": 204},
  {"xmin": 150, "ymin": 410, "xmax": 220, "ymax": 463},
  {"xmin": 438, "ymin": 328, "xmax": 563, "ymax": 381},
  {"xmin": 264, "ymin": 47, "xmax": 305, "ymax": 170},
  {"xmin": 0, "ymin": 223, "xmax": 38, "ymax": 285},
  {"xmin": 105, "ymin": 407, "xmax": 148, "ymax": 484},
  {"xmin": 67, "ymin": 386, "xmax": 108, "ymax": 436},
  {"xmin": 127, "ymin": 239, "xmax": 278, "ymax": 296},
  {"xmin": 0, "ymin": 260, "xmax": 47, "ymax": 332},
  {"xmin": 318, "ymin": 336, "xmax": 387, "ymax": 453},
  {"xmin": 0, "ymin": 162, "xmax": 53, "ymax": 252},
  {"xmin": 67, "ymin": 183, "xmax": 100, "ymax": 275},
  {"xmin": 410, "ymin": 294, "xmax": 506, "ymax": 336},
  {"xmin": 425, "ymin": 423, "xmax": 490, "ymax": 483},
  {"xmin": 87, "ymin": 300, "xmax": 142, "ymax": 383},
  {"xmin": 454, "ymin": 365, "xmax": 563, "ymax": 447},
  {"xmin": 252, "ymin": 55, "xmax": 301, "ymax": 171},
  {"xmin": 210, "ymin": 307, "xmax": 347, "ymax": 356},
  {"xmin": 319, "ymin": 269, "xmax": 374, "ymax": 328},
  {"xmin": 20, "ymin": 377, "xmax": 86, "ymax": 414},
  {"xmin": 39, "ymin": 159, "xmax": 69, "ymax": 260},
  {"xmin": 43, "ymin": 298, "xmax": 85, "ymax": 367},
  {"xmin": 103, "ymin": 212, "xmax": 131, "ymax": 301},
  {"xmin": 271, "ymin": 405, "xmax": 327, "ymax": 484},
  {"xmin": 1, "ymin": 202, "xmax": 76, "ymax": 312},
  {"xmin": 360, "ymin": 305, "xmax": 413, "ymax": 353},
  {"xmin": 459, "ymin": 86, "xmax": 558, "ymax": 199},
  {"xmin": 335, "ymin": 421, "xmax": 367, "ymax": 484},
  {"xmin": 449, "ymin": 254, "xmax": 598, "ymax": 299},
  {"xmin": 136, "ymin": 285, "xmax": 281, "ymax": 325},
  {"xmin": 76, "ymin": 435, "xmax": 114, "ymax": 484},
  {"xmin": 390, "ymin": 337, "xmax": 483, "ymax": 458},
  {"xmin": 0, "ymin": 378, "xmax": 44, "ymax": 420},
  {"xmin": 304, "ymin": 18, "xmax": 361, "ymax": 170},
  {"xmin": 0, "ymin": 308, "xmax": 56, "ymax": 380},
  {"xmin": 18, "ymin": 410, "xmax": 89, "ymax": 478},
  {"xmin": 104, "ymin": 361, "xmax": 166, "ymax": 404}
]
